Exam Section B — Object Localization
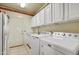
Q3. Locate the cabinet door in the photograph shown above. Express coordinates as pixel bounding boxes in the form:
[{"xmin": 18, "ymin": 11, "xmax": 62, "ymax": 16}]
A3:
[
  {"xmin": 53, "ymin": 3, "xmax": 64, "ymax": 23},
  {"xmin": 51, "ymin": 3, "xmax": 55, "ymax": 23},
  {"xmin": 40, "ymin": 43, "xmax": 44, "ymax": 55},
  {"xmin": 69, "ymin": 3, "xmax": 79, "ymax": 20},
  {"xmin": 31, "ymin": 37, "xmax": 40, "ymax": 55},
  {"xmin": 64, "ymin": 3, "xmax": 69, "ymax": 21},
  {"xmin": 31, "ymin": 16, "xmax": 36, "ymax": 27},
  {"xmin": 39, "ymin": 9, "xmax": 45, "ymax": 26},
  {"xmin": 31, "ymin": 17, "xmax": 35, "ymax": 27},
  {"xmin": 44, "ymin": 4, "xmax": 52, "ymax": 25},
  {"xmin": 36, "ymin": 13, "xmax": 40, "ymax": 26},
  {"xmin": 34, "ymin": 16, "xmax": 37, "ymax": 27}
]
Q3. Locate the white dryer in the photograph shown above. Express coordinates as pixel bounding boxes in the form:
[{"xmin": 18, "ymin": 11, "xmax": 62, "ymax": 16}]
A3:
[{"xmin": 39, "ymin": 32, "xmax": 79, "ymax": 55}]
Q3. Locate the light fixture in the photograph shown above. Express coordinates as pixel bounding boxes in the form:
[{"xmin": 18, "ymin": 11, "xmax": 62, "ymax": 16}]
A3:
[{"xmin": 20, "ymin": 3, "xmax": 26, "ymax": 8}]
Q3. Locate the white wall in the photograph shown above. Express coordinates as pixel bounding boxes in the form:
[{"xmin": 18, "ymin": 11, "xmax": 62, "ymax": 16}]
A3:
[
  {"xmin": 1, "ymin": 10, "xmax": 32, "ymax": 47},
  {"xmin": 33, "ymin": 22, "xmax": 79, "ymax": 33}
]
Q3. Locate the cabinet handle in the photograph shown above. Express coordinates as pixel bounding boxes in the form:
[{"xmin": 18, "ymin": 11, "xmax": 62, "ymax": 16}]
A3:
[
  {"xmin": 48, "ymin": 44, "xmax": 51, "ymax": 47},
  {"xmin": 41, "ymin": 45, "xmax": 43, "ymax": 47},
  {"xmin": 36, "ymin": 37, "xmax": 39, "ymax": 38}
]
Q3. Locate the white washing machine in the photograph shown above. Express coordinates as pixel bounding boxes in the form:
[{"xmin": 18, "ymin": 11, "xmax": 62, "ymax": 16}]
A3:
[
  {"xmin": 40, "ymin": 39, "xmax": 64, "ymax": 55},
  {"xmin": 51, "ymin": 32, "xmax": 79, "ymax": 55},
  {"xmin": 39, "ymin": 32, "xmax": 64, "ymax": 55}
]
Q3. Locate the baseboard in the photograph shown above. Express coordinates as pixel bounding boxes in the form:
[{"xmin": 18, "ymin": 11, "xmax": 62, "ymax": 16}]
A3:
[{"xmin": 9, "ymin": 44, "xmax": 24, "ymax": 48}]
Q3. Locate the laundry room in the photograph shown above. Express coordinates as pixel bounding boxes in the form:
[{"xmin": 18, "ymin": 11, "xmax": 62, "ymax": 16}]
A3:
[{"xmin": 0, "ymin": 3, "xmax": 79, "ymax": 55}]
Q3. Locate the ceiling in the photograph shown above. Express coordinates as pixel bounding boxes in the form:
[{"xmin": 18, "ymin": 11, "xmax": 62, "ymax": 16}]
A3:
[{"xmin": 0, "ymin": 3, "xmax": 47, "ymax": 16}]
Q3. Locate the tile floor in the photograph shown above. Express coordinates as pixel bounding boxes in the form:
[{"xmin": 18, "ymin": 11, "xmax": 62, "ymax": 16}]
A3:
[{"xmin": 7, "ymin": 45, "xmax": 31, "ymax": 55}]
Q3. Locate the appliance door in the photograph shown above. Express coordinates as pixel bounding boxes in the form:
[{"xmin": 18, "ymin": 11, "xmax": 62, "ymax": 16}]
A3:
[
  {"xmin": 0, "ymin": 12, "xmax": 2, "ymax": 55},
  {"xmin": 40, "ymin": 40, "xmax": 64, "ymax": 55},
  {"xmin": 40, "ymin": 42, "xmax": 56, "ymax": 55}
]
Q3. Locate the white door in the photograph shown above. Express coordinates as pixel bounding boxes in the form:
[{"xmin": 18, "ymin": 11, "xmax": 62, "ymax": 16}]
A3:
[
  {"xmin": 39, "ymin": 9, "xmax": 45, "ymax": 26},
  {"xmin": 44, "ymin": 4, "xmax": 52, "ymax": 25},
  {"xmin": 0, "ymin": 12, "xmax": 2, "ymax": 55},
  {"xmin": 53, "ymin": 3, "xmax": 64, "ymax": 23},
  {"xmin": 69, "ymin": 3, "xmax": 79, "ymax": 20}
]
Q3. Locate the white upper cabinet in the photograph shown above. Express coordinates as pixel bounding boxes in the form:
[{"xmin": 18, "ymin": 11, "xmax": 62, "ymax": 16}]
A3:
[
  {"xmin": 64, "ymin": 3, "xmax": 79, "ymax": 21},
  {"xmin": 36, "ymin": 13, "xmax": 40, "ymax": 26},
  {"xmin": 52, "ymin": 3, "xmax": 64, "ymax": 23},
  {"xmin": 51, "ymin": 3, "xmax": 55, "ymax": 22},
  {"xmin": 44, "ymin": 4, "xmax": 52, "ymax": 25},
  {"xmin": 68, "ymin": 3, "xmax": 79, "ymax": 20},
  {"xmin": 39, "ymin": 9, "xmax": 45, "ymax": 26},
  {"xmin": 31, "ymin": 3, "xmax": 79, "ymax": 27},
  {"xmin": 64, "ymin": 3, "xmax": 69, "ymax": 21},
  {"xmin": 31, "ymin": 8, "xmax": 44, "ymax": 27},
  {"xmin": 31, "ymin": 16, "xmax": 36, "ymax": 27}
]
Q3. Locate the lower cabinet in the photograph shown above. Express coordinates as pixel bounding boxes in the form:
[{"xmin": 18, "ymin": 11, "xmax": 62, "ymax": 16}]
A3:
[{"xmin": 31, "ymin": 37, "xmax": 40, "ymax": 55}]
